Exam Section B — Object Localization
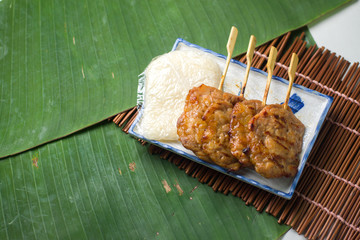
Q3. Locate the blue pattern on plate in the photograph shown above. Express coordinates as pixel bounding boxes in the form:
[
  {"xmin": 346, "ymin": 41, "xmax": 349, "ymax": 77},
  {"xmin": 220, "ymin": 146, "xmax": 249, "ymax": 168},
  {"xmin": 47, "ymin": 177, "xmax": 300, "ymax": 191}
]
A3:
[{"xmin": 282, "ymin": 93, "xmax": 305, "ymax": 114}]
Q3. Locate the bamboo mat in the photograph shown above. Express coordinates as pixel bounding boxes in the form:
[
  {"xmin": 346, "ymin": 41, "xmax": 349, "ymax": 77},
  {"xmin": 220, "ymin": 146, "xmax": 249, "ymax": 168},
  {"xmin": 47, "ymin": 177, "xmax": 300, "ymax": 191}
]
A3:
[{"xmin": 113, "ymin": 31, "xmax": 360, "ymax": 240}]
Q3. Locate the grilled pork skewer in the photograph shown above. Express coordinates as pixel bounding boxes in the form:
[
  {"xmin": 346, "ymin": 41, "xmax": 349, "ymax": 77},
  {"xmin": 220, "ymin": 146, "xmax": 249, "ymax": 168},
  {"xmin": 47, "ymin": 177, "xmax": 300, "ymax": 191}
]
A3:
[
  {"xmin": 200, "ymin": 26, "xmax": 244, "ymax": 170},
  {"xmin": 178, "ymin": 26, "xmax": 244, "ymax": 171},
  {"xmin": 229, "ymin": 35, "xmax": 261, "ymax": 168},
  {"xmin": 247, "ymin": 53, "xmax": 305, "ymax": 178}
]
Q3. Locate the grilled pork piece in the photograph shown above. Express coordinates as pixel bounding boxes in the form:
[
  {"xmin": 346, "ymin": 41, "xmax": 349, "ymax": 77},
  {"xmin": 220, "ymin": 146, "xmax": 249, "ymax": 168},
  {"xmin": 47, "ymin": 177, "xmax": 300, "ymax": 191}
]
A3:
[
  {"xmin": 229, "ymin": 100, "xmax": 263, "ymax": 168},
  {"xmin": 247, "ymin": 104, "xmax": 305, "ymax": 178},
  {"xmin": 201, "ymin": 97, "xmax": 243, "ymax": 171},
  {"xmin": 177, "ymin": 84, "xmax": 243, "ymax": 170}
]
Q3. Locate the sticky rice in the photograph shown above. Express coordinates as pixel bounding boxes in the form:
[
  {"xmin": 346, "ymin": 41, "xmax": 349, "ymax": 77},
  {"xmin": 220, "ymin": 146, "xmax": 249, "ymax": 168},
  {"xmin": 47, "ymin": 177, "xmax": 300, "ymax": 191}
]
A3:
[{"xmin": 138, "ymin": 50, "xmax": 221, "ymax": 140}]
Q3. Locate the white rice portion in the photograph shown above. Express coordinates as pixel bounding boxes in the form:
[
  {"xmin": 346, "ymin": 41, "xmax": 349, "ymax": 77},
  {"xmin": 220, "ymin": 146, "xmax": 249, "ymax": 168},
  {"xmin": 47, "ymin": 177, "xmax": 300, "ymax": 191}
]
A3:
[{"xmin": 138, "ymin": 49, "xmax": 221, "ymax": 140}]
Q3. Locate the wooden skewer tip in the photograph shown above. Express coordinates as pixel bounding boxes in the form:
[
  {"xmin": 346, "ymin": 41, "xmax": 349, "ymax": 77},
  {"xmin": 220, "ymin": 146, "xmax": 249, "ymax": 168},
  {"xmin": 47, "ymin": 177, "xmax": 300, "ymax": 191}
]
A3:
[
  {"xmin": 240, "ymin": 35, "xmax": 257, "ymax": 97},
  {"xmin": 262, "ymin": 46, "xmax": 278, "ymax": 106},
  {"xmin": 284, "ymin": 53, "xmax": 299, "ymax": 109},
  {"xmin": 218, "ymin": 26, "xmax": 238, "ymax": 91},
  {"xmin": 267, "ymin": 46, "xmax": 278, "ymax": 70}
]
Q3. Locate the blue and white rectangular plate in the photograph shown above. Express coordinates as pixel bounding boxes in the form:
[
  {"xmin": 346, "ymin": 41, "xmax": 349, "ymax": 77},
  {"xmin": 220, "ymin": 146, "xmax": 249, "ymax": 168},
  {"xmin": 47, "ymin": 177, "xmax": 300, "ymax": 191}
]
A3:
[{"xmin": 129, "ymin": 38, "xmax": 332, "ymax": 199}]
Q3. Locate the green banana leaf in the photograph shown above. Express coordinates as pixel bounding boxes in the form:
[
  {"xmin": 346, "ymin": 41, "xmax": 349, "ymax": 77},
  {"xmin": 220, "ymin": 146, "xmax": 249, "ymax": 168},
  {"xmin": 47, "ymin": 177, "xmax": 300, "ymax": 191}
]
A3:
[
  {"xmin": 0, "ymin": 122, "xmax": 290, "ymax": 239},
  {"xmin": 0, "ymin": 0, "xmax": 352, "ymax": 238},
  {"xmin": 0, "ymin": 0, "xmax": 351, "ymax": 158}
]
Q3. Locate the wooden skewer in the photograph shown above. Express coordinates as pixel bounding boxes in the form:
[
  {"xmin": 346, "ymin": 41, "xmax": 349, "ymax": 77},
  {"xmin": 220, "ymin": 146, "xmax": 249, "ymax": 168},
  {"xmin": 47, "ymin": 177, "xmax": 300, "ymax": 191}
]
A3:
[
  {"xmin": 218, "ymin": 26, "xmax": 238, "ymax": 91},
  {"xmin": 262, "ymin": 46, "xmax": 277, "ymax": 106},
  {"xmin": 240, "ymin": 35, "xmax": 256, "ymax": 97},
  {"xmin": 284, "ymin": 53, "xmax": 299, "ymax": 109}
]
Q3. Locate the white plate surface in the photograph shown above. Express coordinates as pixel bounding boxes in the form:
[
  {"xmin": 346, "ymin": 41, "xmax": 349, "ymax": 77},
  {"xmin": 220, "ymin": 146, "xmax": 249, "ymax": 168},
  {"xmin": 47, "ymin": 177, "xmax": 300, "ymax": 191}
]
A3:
[{"xmin": 129, "ymin": 38, "xmax": 332, "ymax": 199}]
